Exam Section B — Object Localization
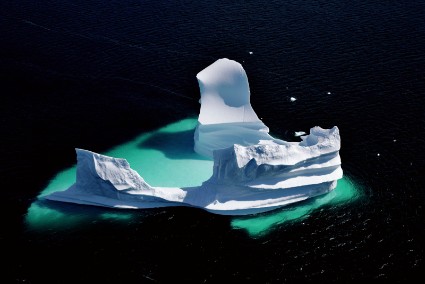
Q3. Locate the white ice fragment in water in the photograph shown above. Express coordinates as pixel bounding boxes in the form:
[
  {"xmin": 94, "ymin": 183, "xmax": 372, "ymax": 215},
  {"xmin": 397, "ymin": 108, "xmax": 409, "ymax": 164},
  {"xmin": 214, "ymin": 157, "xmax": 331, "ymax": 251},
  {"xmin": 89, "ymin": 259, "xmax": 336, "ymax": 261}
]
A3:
[
  {"xmin": 290, "ymin": 97, "xmax": 297, "ymax": 102},
  {"xmin": 294, "ymin": 131, "xmax": 306, "ymax": 137},
  {"xmin": 249, "ymin": 51, "xmax": 253, "ymax": 54},
  {"xmin": 327, "ymin": 91, "xmax": 331, "ymax": 95}
]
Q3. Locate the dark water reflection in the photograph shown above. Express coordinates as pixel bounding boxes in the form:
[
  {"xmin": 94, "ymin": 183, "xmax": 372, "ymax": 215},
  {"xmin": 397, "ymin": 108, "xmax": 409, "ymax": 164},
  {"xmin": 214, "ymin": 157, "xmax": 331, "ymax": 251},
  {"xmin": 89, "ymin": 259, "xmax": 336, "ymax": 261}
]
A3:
[{"xmin": 2, "ymin": 0, "xmax": 425, "ymax": 282}]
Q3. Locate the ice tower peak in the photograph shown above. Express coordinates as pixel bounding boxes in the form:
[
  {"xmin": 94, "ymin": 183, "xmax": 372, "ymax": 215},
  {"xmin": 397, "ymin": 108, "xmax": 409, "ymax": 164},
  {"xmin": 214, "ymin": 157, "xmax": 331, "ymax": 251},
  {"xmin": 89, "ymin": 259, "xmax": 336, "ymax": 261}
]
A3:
[{"xmin": 196, "ymin": 58, "xmax": 260, "ymax": 124}]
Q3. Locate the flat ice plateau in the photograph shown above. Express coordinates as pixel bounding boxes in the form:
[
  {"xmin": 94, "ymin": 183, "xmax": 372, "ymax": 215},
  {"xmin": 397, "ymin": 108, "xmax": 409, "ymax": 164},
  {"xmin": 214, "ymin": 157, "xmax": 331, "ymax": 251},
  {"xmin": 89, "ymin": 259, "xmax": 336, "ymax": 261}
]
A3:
[{"xmin": 45, "ymin": 58, "xmax": 343, "ymax": 215}]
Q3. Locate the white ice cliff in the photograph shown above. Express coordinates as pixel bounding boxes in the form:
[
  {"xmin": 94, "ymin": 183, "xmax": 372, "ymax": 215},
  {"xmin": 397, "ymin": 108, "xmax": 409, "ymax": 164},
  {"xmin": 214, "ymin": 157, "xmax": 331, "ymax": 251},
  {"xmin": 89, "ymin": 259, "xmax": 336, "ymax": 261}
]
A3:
[{"xmin": 44, "ymin": 58, "xmax": 343, "ymax": 215}]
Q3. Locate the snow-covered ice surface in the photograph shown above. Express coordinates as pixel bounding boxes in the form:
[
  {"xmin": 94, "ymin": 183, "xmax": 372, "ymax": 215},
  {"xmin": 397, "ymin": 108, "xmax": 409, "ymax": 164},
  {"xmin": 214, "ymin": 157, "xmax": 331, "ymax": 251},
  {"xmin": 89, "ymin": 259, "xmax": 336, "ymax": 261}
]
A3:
[{"xmin": 44, "ymin": 58, "xmax": 343, "ymax": 215}]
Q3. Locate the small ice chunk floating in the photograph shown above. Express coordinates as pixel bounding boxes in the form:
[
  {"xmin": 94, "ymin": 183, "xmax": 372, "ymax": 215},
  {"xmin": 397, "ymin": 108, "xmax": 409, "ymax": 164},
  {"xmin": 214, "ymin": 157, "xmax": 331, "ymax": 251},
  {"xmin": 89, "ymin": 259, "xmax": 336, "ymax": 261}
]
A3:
[{"xmin": 45, "ymin": 59, "xmax": 343, "ymax": 215}]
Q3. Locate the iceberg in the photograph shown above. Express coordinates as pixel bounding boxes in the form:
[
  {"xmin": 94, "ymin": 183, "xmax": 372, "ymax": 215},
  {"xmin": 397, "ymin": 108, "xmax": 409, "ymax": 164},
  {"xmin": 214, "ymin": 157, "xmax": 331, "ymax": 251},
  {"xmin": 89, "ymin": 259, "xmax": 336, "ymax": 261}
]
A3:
[{"xmin": 44, "ymin": 58, "xmax": 343, "ymax": 215}]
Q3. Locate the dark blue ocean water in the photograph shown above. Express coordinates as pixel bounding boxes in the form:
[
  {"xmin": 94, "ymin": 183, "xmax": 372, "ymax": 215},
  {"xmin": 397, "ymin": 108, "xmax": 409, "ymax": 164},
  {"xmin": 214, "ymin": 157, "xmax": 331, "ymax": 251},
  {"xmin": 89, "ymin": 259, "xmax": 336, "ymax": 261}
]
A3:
[{"xmin": 1, "ymin": 0, "xmax": 425, "ymax": 282}]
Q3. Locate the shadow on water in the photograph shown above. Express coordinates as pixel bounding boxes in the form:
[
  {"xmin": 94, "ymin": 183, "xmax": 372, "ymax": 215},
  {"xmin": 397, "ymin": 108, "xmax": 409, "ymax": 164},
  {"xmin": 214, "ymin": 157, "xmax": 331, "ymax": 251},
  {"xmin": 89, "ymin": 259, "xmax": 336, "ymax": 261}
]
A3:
[
  {"xmin": 138, "ymin": 129, "xmax": 209, "ymax": 160},
  {"xmin": 26, "ymin": 118, "xmax": 363, "ymax": 237}
]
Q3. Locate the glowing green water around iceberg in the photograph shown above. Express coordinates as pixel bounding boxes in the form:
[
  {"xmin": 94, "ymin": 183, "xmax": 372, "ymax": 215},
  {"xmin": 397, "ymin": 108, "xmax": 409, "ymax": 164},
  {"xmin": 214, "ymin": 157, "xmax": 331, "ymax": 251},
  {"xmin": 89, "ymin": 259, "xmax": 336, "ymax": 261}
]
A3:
[
  {"xmin": 231, "ymin": 177, "xmax": 361, "ymax": 237},
  {"xmin": 26, "ymin": 118, "xmax": 212, "ymax": 230},
  {"xmin": 26, "ymin": 118, "xmax": 361, "ymax": 236}
]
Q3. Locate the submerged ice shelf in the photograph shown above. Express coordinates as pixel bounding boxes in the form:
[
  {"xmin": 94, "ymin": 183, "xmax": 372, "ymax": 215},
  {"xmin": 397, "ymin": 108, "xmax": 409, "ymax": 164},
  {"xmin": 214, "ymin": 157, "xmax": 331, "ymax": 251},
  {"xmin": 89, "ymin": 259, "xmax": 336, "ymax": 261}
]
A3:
[
  {"xmin": 44, "ymin": 58, "xmax": 343, "ymax": 215},
  {"xmin": 27, "ymin": 118, "xmax": 359, "ymax": 236}
]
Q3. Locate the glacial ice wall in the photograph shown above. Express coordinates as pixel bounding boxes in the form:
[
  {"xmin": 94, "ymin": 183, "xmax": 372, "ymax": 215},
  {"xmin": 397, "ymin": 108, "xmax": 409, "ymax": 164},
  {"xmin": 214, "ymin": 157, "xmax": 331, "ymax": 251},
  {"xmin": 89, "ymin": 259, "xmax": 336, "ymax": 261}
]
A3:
[{"xmin": 210, "ymin": 126, "xmax": 342, "ymax": 187}]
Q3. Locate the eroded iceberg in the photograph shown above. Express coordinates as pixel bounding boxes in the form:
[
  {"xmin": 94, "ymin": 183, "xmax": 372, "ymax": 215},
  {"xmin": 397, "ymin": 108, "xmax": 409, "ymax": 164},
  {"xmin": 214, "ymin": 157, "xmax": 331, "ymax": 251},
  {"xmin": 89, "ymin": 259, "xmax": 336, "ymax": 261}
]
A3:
[{"xmin": 45, "ymin": 58, "xmax": 343, "ymax": 215}]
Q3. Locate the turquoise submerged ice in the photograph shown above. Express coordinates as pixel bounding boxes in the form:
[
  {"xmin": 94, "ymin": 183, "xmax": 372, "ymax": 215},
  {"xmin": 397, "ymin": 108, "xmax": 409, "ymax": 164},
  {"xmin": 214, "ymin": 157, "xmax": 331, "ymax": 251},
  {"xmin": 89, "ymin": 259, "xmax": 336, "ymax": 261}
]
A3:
[{"xmin": 45, "ymin": 58, "xmax": 343, "ymax": 215}]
